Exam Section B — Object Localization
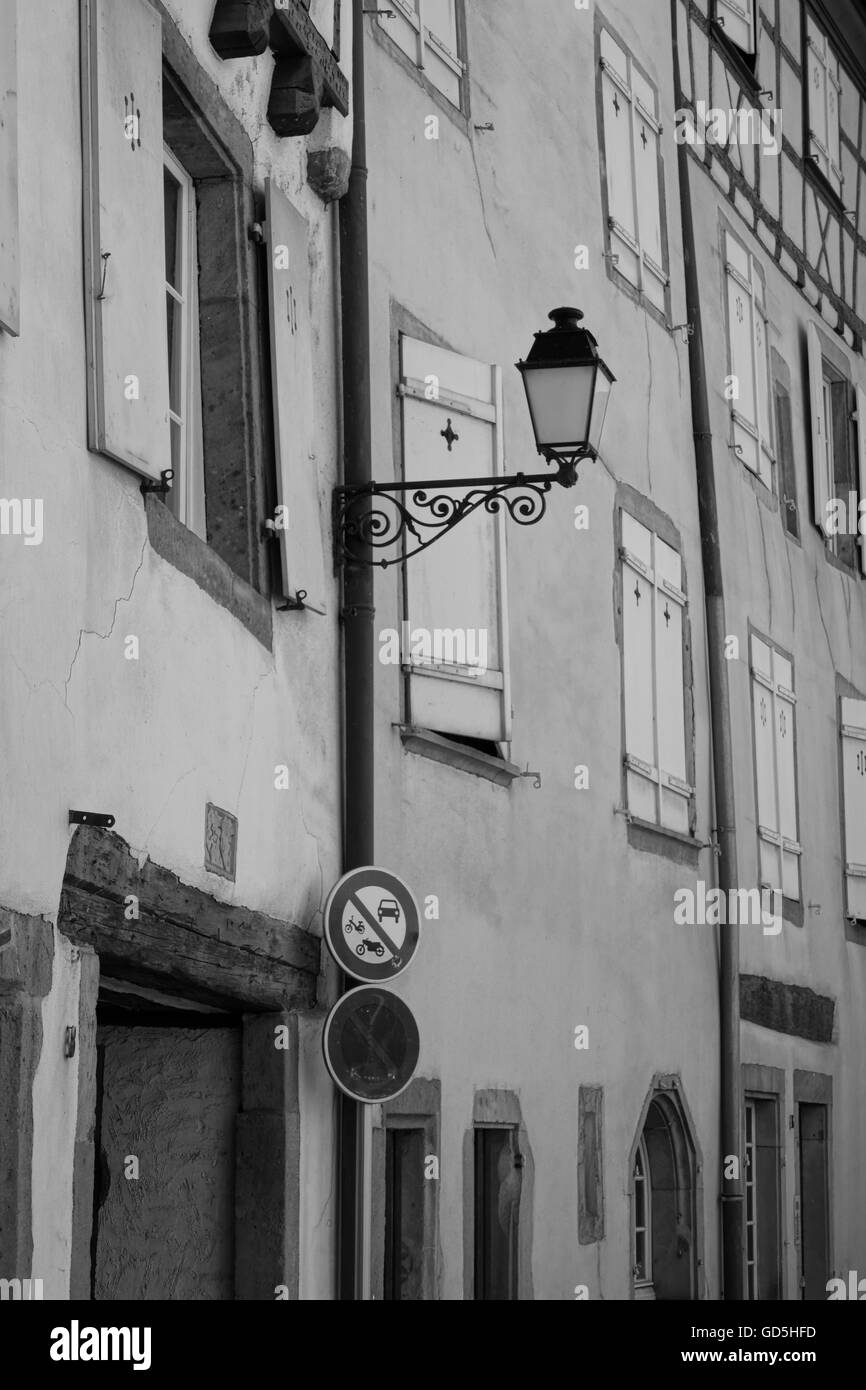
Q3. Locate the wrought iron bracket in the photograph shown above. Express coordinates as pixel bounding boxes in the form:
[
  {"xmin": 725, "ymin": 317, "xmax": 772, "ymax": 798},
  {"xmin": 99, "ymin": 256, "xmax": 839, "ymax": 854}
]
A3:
[
  {"xmin": 140, "ymin": 470, "xmax": 175, "ymax": 497},
  {"xmin": 69, "ymin": 810, "xmax": 116, "ymax": 829},
  {"xmin": 333, "ymin": 454, "xmax": 588, "ymax": 569}
]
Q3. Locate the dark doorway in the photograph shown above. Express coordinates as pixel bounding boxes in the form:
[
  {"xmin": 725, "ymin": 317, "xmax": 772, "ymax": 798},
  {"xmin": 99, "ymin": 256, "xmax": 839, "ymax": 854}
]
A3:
[
  {"xmin": 92, "ymin": 994, "xmax": 240, "ymax": 1301},
  {"xmin": 798, "ymin": 1102, "xmax": 830, "ymax": 1300}
]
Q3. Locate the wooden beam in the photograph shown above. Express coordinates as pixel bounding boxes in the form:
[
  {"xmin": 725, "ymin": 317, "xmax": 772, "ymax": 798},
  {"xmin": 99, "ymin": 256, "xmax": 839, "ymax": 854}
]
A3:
[{"xmin": 59, "ymin": 826, "xmax": 319, "ymax": 1012}]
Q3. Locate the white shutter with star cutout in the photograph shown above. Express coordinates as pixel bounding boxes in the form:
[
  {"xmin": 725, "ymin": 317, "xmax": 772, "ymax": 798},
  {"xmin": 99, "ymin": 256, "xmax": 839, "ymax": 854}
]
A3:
[
  {"xmin": 400, "ymin": 336, "xmax": 510, "ymax": 742},
  {"xmin": 751, "ymin": 636, "xmax": 781, "ymax": 893},
  {"xmin": 654, "ymin": 538, "xmax": 689, "ymax": 834},
  {"xmin": 601, "ymin": 33, "xmax": 640, "ymax": 291},
  {"xmin": 81, "ymin": 0, "xmax": 170, "ymax": 481},
  {"xmin": 622, "ymin": 515, "xmax": 658, "ymax": 825}
]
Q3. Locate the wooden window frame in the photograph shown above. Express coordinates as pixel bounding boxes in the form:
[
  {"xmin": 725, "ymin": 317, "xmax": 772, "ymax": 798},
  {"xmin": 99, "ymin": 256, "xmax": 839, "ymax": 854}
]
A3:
[
  {"xmin": 375, "ymin": 0, "xmax": 469, "ymax": 123},
  {"xmin": 163, "ymin": 143, "xmax": 206, "ymax": 540},
  {"xmin": 633, "ymin": 1133, "xmax": 653, "ymax": 1292}
]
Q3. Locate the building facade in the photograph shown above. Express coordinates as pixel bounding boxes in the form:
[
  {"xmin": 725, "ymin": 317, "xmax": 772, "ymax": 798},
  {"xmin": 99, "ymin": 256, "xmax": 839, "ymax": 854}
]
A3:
[{"xmin": 1, "ymin": 0, "xmax": 865, "ymax": 1301}]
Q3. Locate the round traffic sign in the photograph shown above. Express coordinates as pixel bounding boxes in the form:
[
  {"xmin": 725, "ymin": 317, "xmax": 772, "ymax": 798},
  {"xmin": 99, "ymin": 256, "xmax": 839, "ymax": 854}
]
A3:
[
  {"xmin": 322, "ymin": 987, "xmax": 420, "ymax": 1103},
  {"xmin": 324, "ymin": 866, "xmax": 421, "ymax": 983}
]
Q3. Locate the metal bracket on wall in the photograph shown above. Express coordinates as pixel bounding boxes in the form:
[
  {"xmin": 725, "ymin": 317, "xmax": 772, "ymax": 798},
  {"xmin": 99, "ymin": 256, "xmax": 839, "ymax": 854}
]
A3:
[
  {"xmin": 519, "ymin": 766, "xmax": 542, "ymax": 789},
  {"xmin": 140, "ymin": 470, "xmax": 175, "ymax": 497},
  {"xmin": 69, "ymin": 811, "xmax": 116, "ymax": 829},
  {"xmin": 278, "ymin": 590, "xmax": 308, "ymax": 612}
]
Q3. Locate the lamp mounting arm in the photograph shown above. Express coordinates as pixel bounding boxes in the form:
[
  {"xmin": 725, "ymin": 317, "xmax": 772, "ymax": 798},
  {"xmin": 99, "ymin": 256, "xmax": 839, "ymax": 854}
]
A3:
[{"xmin": 333, "ymin": 453, "xmax": 590, "ymax": 569}]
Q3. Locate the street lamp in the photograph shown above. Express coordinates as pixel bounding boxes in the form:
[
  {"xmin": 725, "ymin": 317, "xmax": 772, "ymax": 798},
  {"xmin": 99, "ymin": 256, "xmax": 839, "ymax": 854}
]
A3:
[
  {"xmin": 334, "ymin": 305, "xmax": 614, "ymax": 568},
  {"xmin": 516, "ymin": 307, "xmax": 616, "ymax": 484}
]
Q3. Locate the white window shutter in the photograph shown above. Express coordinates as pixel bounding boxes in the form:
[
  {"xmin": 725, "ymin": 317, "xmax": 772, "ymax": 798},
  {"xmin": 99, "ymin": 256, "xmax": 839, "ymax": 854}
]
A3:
[
  {"xmin": 81, "ymin": 0, "xmax": 170, "ymax": 482},
  {"xmin": 601, "ymin": 40, "xmax": 639, "ymax": 290},
  {"xmin": 654, "ymin": 539, "xmax": 689, "ymax": 834},
  {"xmin": 717, "ymin": 0, "xmax": 754, "ymax": 53},
  {"xmin": 827, "ymin": 63, "xmax": 842, "ymax": 195},
  {"xmin": 725, "ymin": 249, "xmax": 759, "ymax": 473},
  {"xmin": 622, "ymin": 516, "xmax": 656, "ymax": 824},
  {"xmin": 753, "ymin": 282, "xmax": 774, "ymax": 488},
  {"xmin": 807, "ymin": 321, "xmax": 831, "ymax": 536},
  {"xmin": 751, "ymin": 638, "xmax": 780, "ymax": 892},
  {"xmin": 841, "ymin": 697, "xmax": 866, "ymax": 920},
  {"xmin": 265, "ymin": 179, "xmax": 328, "ymax": 615},
  {"xmin": 773, "ymin": 651, "xmax": 799, "ymax": 901},
  {"xmin": 401, "ymin": 336, "xmax": 509, "ymax": 742},
  {"xmin": 632, "ymin": 71, "xmax": 666, "ymax": 313},
  {"xmin": 0, "ymin": 0, "xmax": 20, "ymax": 336},
  {"xmin": 807, "ymin": 24, "xmax": 829, "ymax": 179},
  {"xmin": 379, "ymin": 0, "xmax": 422, "ymax": 67},
  {"xmin": 856, "ymin": 386, "xmax": 866, "ymax": 576}
]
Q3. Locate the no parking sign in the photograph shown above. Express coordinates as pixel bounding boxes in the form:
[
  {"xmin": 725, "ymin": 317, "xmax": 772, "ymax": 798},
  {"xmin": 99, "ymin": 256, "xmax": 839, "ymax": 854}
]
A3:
[{"xmin": 323, "ymin": 866, "xmax": 421, "ymax": 984}]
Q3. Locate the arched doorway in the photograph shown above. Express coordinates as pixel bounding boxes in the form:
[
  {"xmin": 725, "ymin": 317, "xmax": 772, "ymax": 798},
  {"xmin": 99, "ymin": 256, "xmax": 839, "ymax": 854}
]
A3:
[{"xmin": 629, "ymin": 1079, "xmax": 702, "ymax": 1300}]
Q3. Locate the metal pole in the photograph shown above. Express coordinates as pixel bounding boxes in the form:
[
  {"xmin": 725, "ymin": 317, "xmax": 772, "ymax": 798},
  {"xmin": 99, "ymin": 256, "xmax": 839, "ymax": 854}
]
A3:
[
  {"xmin": 337, "ymin": 0, "xmax": 375, "ymax": 1301},
  {"xmin": 671, "ymin": 2, "xmax": 745, "ymax": 1301}
]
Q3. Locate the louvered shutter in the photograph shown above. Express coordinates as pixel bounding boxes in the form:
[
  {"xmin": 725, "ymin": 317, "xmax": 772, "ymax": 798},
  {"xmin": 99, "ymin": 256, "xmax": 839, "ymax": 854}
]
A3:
[
  {"xmin": 622, "ymin": 515, "xmax": 657, "ymax": 824},
  {"xmin": 401, "ymin": 336, "xmax": 510, "ymax": 742},
  {"xmin": 725, "ymin": 234, "xmax": 759, "ymax": 475},
  {"xmin": 265, "ymin": 179, "xmax": 327, "ymax": 615},
  {"xmin": 751, "ymin": 636, "xmax": 780, "ymax": 893},
  {"xmin": 807, "ymin": 321, "xmax": 832, "ymax": 536},
  {"xmin": 654, "ymin": 538, "xmax": 689, "ymax": 834},
  {"xmin": 81, "ymin": 0, "xmax": 170, "ymax": 481},
  {"xmin": 717, "ymin": 0, "xmax": 755, "ymax": 53},
  {"xmin": 773, "ymin": 650, "xmax": 800, "ymax": 901},
  {"xmin": 600, "ymin": 34, "xmax": 639, "ymax": 291},
  {"xmin": 0, "ymin": 0, "xmax": 20, "ymax": 336},
  {"xmin": 856, "ymin": 386, "xmax": 866, "ymax": 576},
  {"xmin": 841, "ymin": 697, "xmax": 866, "ymax": 920},
  {"xmin": 632, "ymin": 69, "xmax": 666, "ymax": 314}
]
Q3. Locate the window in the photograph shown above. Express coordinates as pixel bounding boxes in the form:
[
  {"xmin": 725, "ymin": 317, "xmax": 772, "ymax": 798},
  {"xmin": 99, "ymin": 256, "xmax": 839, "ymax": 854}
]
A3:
[
  {"xmin": 599, "ymin": 30, "xmax": 668, "ymax": 314},
  {"xmin": 378, "ymin": 0, "xmax": 465, "ymax": 108},
  {"xmin": 399, "ymin": 333, "xmax": 511, "ymax": 745},
  {"xmin": 384, "ymin": 1126, "xmax": 426, "ymax": 1300},
  {"xmin": 633, "ymin": 1135, "xmax": 652, "ymax": 1292},
  {"xmin": 474, "ymin": 1126, "xmax": 521, "ymax": 1300},
  {"xmin": 805, "ymin": 14, "xmax": 843, "ymax": 198},
  {"xmin": 744, "ymin": 1096, "xmax": 782, "ymax": 1300},
  {"xmin": 807, "ymin": 322, "xmax": 866, "ymax": 574},
  {"xmin": 773, "ymin": 372, "xmax": 799, "ymax": 539},
  {"xmin": 724, "ymin": 231, "xmax": 774, "ymax": 489},
  {"xmin": 82, "ymin": 0, "xmax": 298, "ymax": 604},
  {"xmin": 714, "ymin": 0, "xmax": 756, "ymax": 57},
  {"xmin": 163, "ymin": 147, "xmax": 205, "ymax": 539},
  {"xmin": 0, "ymin": 0, "xmax": 19, "ymax": 336},
  {"xmin": 620, "ymin": 512, "xmax": 692, "ymax": 836},
  {"xmin": 840, "ymin": 696, "xmax": 866, "ymax": 922},
  {"xmin": 750, "ymin": 634, "xmax": 801, "ymax": 902}
]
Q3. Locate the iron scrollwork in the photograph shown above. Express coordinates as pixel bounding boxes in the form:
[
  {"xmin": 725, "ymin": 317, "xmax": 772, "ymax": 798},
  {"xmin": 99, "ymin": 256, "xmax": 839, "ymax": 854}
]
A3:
[{"xmin": 334, "ymin": 455, "xmax": 585, "ymax": 569}]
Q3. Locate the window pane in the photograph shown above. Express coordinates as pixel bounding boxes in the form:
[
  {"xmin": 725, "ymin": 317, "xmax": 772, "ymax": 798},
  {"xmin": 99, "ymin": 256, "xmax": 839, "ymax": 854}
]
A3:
[
  {"xmin": 166, "ymin": 290, "xmax": 183, "ymax": 418},
  {"xmin": 164, "ymin": 167, "xmax": 182, "ymax": 291},
  {"xmin": 474, "ymin": 1128, "xmax": 519, "ymax": 1300},
  {"xmin": 384, "ymin": 1128, "xmax": 426, "ymax": 1300}
]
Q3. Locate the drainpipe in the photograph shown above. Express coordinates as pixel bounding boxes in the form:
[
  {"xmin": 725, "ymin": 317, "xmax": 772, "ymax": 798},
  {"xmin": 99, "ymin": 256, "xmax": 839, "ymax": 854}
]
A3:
[
  {"xmin": 671, "ymin": 5, "xmax": 745, "ymax": 1301},
  {"xmin": 337, "ymin": 0, "xmax": 374, "ymax": 1300}
]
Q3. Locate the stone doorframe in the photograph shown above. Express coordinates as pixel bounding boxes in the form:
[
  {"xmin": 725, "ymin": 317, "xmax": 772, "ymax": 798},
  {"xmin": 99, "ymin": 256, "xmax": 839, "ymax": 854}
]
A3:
[{"xmin": 57, "ymin": 824, "xmax": 320, "ymax": 1301}]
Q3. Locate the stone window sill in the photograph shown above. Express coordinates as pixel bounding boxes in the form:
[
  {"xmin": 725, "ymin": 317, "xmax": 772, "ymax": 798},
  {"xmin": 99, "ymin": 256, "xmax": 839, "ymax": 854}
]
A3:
[
  {"xmin": 146, "ymin": 496, "xmax": 273, "ymax": 651},
  {"xmin": 625, "ymin": 812, "xmax": 704, "ymax": 869},
  {"xmin": 398, "ymin": 726, "xmax": 521, "ymax": 786}
]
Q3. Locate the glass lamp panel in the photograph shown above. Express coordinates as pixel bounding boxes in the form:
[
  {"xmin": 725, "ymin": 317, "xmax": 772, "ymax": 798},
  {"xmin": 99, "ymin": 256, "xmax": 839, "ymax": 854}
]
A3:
[
  {"xmin": 524, "ymin": 364, "xmax": 593, "ymax": 449},
  {"xmin": 588, "ymin": 368, "xmax": 613, "ymax": 453}
]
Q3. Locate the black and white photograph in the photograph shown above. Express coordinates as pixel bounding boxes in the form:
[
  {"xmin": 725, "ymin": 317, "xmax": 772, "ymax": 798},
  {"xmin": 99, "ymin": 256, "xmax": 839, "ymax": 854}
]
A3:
[{"xmin": 1, "ymin": 0, "xmax": 865, "ymax": 1359}]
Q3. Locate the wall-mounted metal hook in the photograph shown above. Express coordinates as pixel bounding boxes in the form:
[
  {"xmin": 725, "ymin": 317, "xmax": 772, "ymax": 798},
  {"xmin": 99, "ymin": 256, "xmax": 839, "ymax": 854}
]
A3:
[
  {"xmin": 671, "ymin": 322, "xmax": 694, "ymax": 344},
  {"xmin": 140, "ymin": 470, "xmax": 175, "ymax": 497},
  {"xmin": 474, "ymin": 122, "xmax": 495, "ymax": 132},
  {"xmin": 279, "ymin": 590, "xmax": 308, "ymax": 612},
  {"xmin": 69, "ymin": 810, "xmax": 116, "ymax": 829},
  {"xmin": 520, "ymin": 765, "xmax": 542, "ymax": 789}
]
